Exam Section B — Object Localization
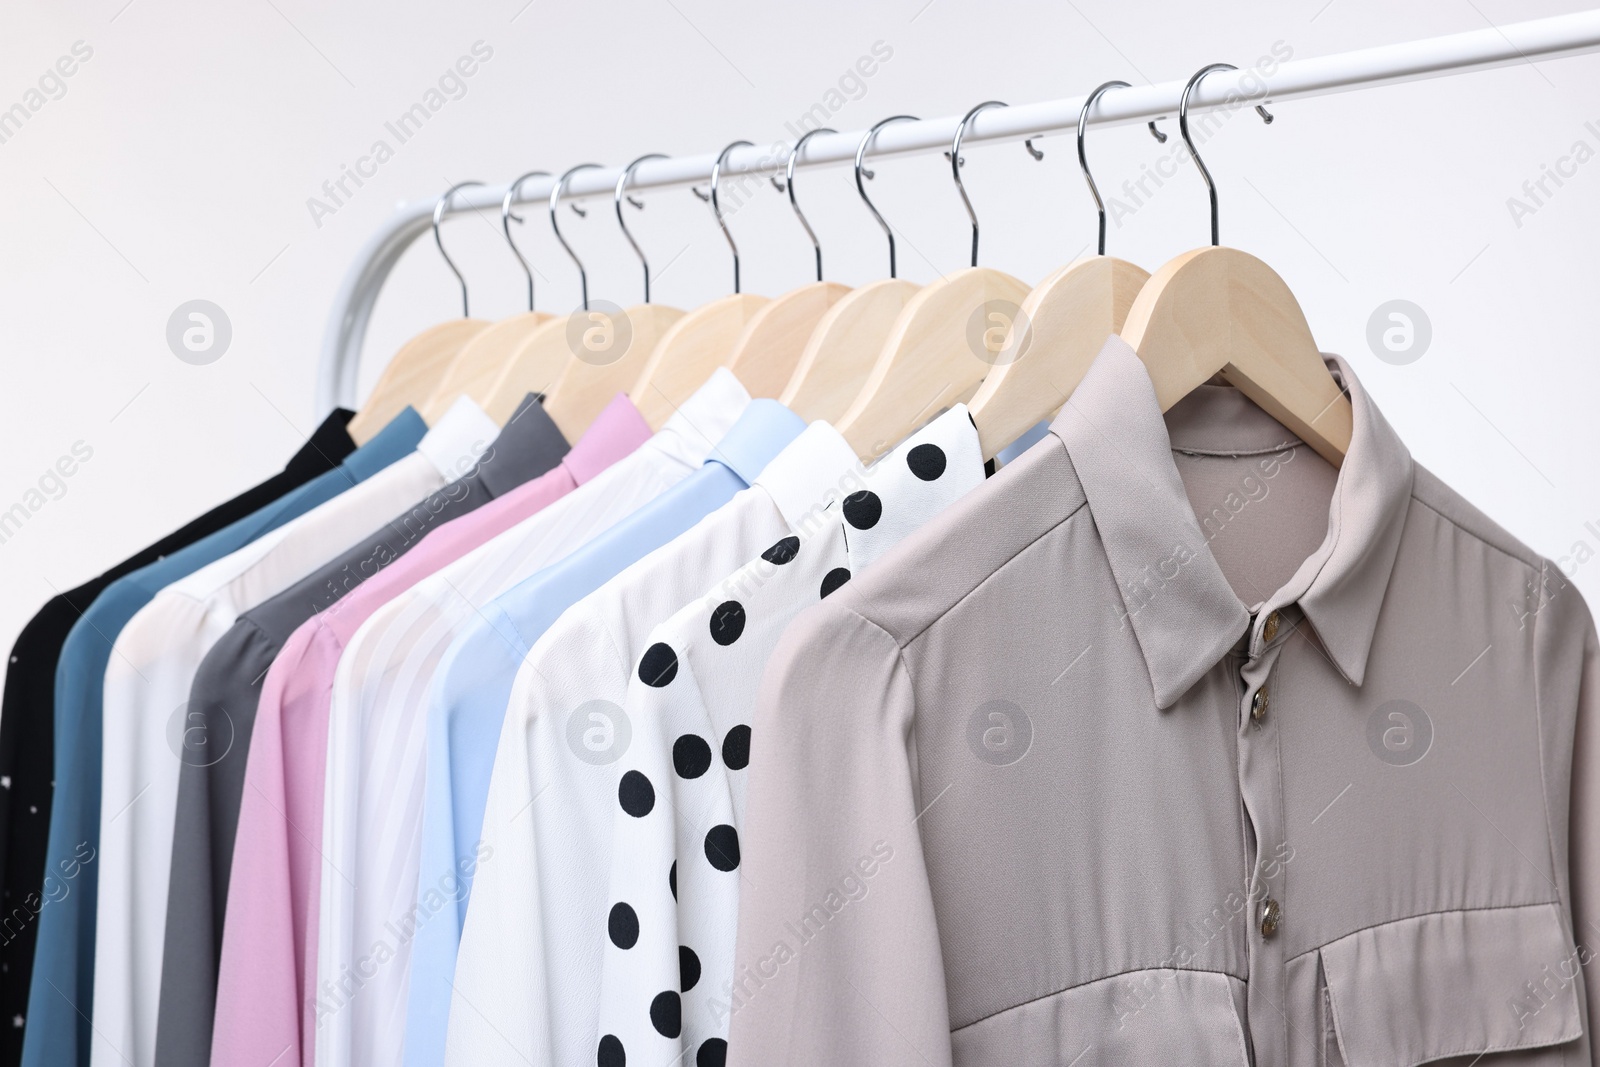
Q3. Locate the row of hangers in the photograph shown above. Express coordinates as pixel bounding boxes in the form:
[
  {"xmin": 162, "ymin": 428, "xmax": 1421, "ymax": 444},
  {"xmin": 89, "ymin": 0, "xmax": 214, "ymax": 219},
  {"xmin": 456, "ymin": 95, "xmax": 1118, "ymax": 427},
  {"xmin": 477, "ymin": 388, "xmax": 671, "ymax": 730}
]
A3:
[{"xmin": 345, "ymin": 64, "xmax": 1353, "ymax": 469}]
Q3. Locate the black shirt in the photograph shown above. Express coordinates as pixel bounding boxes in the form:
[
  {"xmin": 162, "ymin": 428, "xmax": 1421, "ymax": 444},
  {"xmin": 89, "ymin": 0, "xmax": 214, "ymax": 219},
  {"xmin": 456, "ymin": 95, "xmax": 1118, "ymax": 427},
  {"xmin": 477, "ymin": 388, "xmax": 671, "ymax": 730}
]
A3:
[{"xmin": 0, "ymin": 409, "xmax": 357, "ymax": 1067}]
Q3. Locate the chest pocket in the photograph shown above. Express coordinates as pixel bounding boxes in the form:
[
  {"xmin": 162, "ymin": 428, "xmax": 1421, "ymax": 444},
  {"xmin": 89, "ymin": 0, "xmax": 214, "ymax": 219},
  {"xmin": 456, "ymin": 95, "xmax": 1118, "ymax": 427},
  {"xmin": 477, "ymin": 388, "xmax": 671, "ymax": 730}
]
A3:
[
  {"xmin": 1316, "ymin": 902, "xmax": 1585, "ymax": 1066},
  {"xmin": 951, "ymin": 967, "xmax": 1252, "ymax": 1066}
]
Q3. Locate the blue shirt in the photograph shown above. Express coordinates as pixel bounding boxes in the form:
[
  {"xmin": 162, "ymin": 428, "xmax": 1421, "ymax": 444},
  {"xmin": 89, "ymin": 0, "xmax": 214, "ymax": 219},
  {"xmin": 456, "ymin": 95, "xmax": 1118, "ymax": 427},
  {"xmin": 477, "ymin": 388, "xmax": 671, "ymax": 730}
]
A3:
[
  {"xmin": 402, "ymin": 399, "xmax": 801, "ymax": 1067},
  {"xmin": 997, "ymin": 418, "xmax": 1052, "ymax": 466},
  {"xmin": 21, "ymin": 409, "xmax": 425, "ymax": 1067}
]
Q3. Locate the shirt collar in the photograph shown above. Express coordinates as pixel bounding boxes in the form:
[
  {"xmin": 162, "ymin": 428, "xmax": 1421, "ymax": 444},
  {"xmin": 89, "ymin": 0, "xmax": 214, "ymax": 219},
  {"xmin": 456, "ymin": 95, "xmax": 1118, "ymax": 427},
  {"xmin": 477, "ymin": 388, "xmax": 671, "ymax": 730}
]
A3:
[
  {"xmin": 839, "ymin": 404, "xmax": 987, "ymax": 573},
  {"xmin": 287, "ymin": 408, "xmax": 357, "ymax": 480},
  {"xmin": 340, "ymin": 405, "xmax": 428, "ymax": 483},
  {"xmin": 706, "ymin": 398, "xmax": 806, "ymax": 487},
  {"xmin": 559, "ymin": 392, "xmax": 653, "ymax": 486},
  {"xmin": 414, "ymin": 396, "xmax": 500, "ymax": 482},
  {"xmin": 752, "ymin": 420, "xmax": 860, "ymax": 528},
  {"xmin": 472, "ymin": 394, "xmax": 570, "ymax": 496},
  {"xmin": 648, "ymin": 367, "xmax": 752, "ymax": 469},
  {"xmin": 1054, "ymin": 336, "xmax": 1412, "ymax": 708}
]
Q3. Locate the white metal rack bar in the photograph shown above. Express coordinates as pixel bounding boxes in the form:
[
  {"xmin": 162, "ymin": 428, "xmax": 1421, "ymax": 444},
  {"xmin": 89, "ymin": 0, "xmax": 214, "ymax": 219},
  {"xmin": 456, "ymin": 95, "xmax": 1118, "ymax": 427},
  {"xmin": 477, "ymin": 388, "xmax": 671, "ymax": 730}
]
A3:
[{"xmin": 317, "ymin": 8, "xmax": 1600, "ymax": 413}]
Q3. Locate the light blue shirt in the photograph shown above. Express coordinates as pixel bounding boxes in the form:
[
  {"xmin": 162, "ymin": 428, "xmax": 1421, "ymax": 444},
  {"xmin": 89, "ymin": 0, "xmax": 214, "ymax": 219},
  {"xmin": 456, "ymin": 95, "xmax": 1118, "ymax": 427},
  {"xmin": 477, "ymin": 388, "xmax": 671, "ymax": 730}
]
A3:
[
  {"xmin": 402, "ymin": 399, "xmax": 803, "ymax": 1067},
  {"xmin": 22, "ymin": 409, "xmax": 425, "ymax": 1067},
  {"xmin": 997, "ymin": 418, "xmax": 1051, "ymax": 466}
]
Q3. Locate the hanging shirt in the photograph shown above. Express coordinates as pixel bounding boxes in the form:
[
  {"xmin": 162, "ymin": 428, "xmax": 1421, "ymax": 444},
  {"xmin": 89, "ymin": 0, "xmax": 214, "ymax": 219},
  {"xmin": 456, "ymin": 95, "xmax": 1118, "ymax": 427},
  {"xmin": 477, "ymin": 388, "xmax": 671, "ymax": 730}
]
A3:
[
  {"xmin": 725, "ymin": 336, "xmax": 1600, "ymax": 1067},
  {"xmin": 20, "ymin": 408, "xmax": 424, "ymax": 1067},
  {"xmin": 594, "ymin": 406, "xmax": 984, "ymax": 1067},
  {"xmin": 88, "ymin": 398, "xmax": 497, "ymax": 1067},
  {"xmin": 210, "ymin": 376, "xmax": 740, "ymax": 1067},
  {"xmin": 0, "ymin": 408, "xmax": 357, "ymax": 1067},
  {"xmin": 152, "ymin": 394, "xmax": 568, "ymax": 1067},
  {"xmin": 401, "ymin": 391, "xmax": 796, "ymax": 1067},
  {"xmin": 316, "ymin": 384, "xmax": 765, "ymax": 1067},
  {"xmin": 442, "ymin": 407, "xmax": 856, "ymax": 1067}
]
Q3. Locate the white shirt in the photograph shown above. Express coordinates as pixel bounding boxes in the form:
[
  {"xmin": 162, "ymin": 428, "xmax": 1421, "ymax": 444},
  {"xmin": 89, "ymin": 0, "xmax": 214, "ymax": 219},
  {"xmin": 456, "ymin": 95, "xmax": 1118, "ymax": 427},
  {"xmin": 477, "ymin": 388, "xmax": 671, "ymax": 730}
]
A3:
[
  {"xmin": 594, "ymin": 408, "xmax": 983, "ymax": 1067},
  {"xmin": 313, "ymin": 371, "xmax": 749, "ymax": 1067},
  {"xmin": 89, "ymin": 398, "xmax": 497, "ymax": 1067},
  {"xmin": 446, "ymin": 420, "xmax": 864, "ymax": 1067}
]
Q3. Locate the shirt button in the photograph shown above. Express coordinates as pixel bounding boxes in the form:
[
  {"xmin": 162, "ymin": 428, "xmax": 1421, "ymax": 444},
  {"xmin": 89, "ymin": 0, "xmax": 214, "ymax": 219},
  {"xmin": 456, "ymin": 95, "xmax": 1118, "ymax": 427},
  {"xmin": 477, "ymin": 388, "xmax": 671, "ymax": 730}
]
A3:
[
  {"xmin": 1261, "ymin": 898, "xmax": 1282, "ymax": 938},
  {"xmin": 1250, "ymin": 686, "xmax": 1270, "ymax": 723},
  {"xmin": 1263, "ymin": 611, "xmax": 1280, "ymax": 642}
]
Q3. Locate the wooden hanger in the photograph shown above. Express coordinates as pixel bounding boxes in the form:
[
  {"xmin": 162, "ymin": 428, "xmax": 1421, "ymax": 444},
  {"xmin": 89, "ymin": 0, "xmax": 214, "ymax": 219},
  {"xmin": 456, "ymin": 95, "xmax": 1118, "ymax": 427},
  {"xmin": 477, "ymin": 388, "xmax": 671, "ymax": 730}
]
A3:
[
  {"xmin": 726, "ymin": 283, "xmax": 849, "ymax": 398},
  {"xmin": 836, "ymin": 268, "xmax": 1029, "ymax": 458},
  {"xmin": 348, "ymin": 320, "xmax": 489, "ymax": 443},
  {"xmin": 631, "ymin": 294, "xmax": 767, "ymax": 428},
  {"xmin": 630, "ymin": 141, "xmax": 769, "ymax": 429},
  {"xmin": 1120, "ymin": 65, "xmax": 1351, "ymax": 467},
  {"xmin": 969, "ymin": 81, "xmax": 1158, "ymax": 460},
  {"xmin": 543, "ymin": 305, "xmax": 684, "ymax": 439},
  {"xmin": 836, "ymin": 103, "xmax": 1042, "ymax": 459},
  {"xmin": 475, "ymin": 164, "xmax": 639, "ymax": 431},
  {"xmin": 778, "ymin": 279, "xmax": 916, "ymax": 422},
  {"xmin": 421, "ymin": 312, "xmax": 550, "ymax": 424},
  {"xmin": 348, "ymin": 181, "xmax": 489, "ymax": 443},
  {"xmin": 420, "ymin": 173, "xmax": 559, "ymax": 424},
  {"xmin": 724, "ymin": 131, "xmax": 851, "ymax": 398},
  {"xmin": 541, "ymin": 156, "xmax": 689, "ymax": 440},
  {"xmin": 779, "ymin": 117, "xmax": 923, "ymax": 423}
]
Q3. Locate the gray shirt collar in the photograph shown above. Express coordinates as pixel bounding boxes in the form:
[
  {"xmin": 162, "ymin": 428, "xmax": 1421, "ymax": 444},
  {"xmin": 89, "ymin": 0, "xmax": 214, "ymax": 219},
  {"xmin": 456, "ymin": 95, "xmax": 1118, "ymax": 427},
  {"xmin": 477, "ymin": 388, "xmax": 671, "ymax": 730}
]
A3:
[{"xmin": 1053, "ymin": 335, "xmax": 1413, "ymax": 706}]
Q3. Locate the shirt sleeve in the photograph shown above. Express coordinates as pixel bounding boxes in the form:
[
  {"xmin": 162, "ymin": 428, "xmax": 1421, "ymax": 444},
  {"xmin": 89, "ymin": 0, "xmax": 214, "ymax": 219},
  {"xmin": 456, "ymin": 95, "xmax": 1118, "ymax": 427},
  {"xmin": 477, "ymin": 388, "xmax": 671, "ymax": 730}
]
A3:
[
  {"xmin": 444, "ymin": 656, "xmax": 557, "ymax": 1066},
  {"xmin": 94, "ymin": 593, "xmax": 211, "ymax": 1067},
  {"xmin": 727, "ymin": 603, "xmax": 954, "ymax": 1067},
  {"xmin": 209, "ymin": 626, "xmax": 328, "ymax": 1067},
  {"xmin": 447, "ymin": 605, "xmax": 633, "ymax": 1067},
  {"xmin": 156, "ymin": 616, "xmax": 276, "ymax": 1067},
  {"xmin": 1559, "ymin": 572, "xmax": 1600, "ymax": 1060},
  {"xmin": 594, "ymin": 621, "xmax": 701, "ymax": 1065}
]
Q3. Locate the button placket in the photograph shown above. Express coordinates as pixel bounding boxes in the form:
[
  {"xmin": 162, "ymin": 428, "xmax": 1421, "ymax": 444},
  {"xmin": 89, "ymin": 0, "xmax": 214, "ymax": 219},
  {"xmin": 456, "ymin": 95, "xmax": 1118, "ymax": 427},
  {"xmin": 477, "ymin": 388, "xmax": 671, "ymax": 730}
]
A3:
[{"xmin": 1237, "ymin": 611, "xmax": 1291, "ymax": 1065}]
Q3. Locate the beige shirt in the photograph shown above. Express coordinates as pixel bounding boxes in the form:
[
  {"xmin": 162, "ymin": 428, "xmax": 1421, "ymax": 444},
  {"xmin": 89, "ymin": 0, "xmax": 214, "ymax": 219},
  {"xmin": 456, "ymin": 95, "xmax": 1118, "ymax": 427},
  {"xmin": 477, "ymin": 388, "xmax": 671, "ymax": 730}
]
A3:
[{"xmin": 727, "ymin": 336, "xmax": 1600, "ymax": 1067}]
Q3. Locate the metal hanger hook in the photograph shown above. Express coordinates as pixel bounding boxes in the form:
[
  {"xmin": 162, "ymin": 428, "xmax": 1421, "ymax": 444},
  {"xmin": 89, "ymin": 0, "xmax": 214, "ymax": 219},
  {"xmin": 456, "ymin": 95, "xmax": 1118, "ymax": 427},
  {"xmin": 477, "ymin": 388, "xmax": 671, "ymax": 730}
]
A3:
[
  {"xmin": 950, "ymin": 101, "xmax": 1041, "ymax": 268},
  {"xmin": 778, "ymin": 128, "xmax": 834, "ymax": 282},
  {"xmin": 855, "ymin": 115, "xmax": 918, "ymax": 279},
  {"xmin": 433, "ymin": 180, "xmax": 484, "ymax": 317},
  {"xmin": 502, "ymin": 171, "xmax": 550, "ymax": 312},
  {"xmin": 615, "ymin": 153, "xmax": 668, "ymax": 304},
  {"xmin": 551, "ymin": 163, "xmax": 602, "ymax": 310},
  {"xmin": 695, "ymin": 140, "xmax": 755, "ymax": 294},
  {"xmin": 1179, "ymin": 63, "xmax": 1274, "ymax": 246},
  {"xmin": 1076, "ymin": 82, "xmax": 1134, "ymax": 257}
]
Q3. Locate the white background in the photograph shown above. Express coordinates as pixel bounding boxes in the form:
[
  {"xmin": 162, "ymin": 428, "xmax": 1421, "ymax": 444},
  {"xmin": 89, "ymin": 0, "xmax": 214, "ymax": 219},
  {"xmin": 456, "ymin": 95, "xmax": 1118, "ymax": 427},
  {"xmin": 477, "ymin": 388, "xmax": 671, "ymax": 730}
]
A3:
[{"xmin": 2, "ymin": 0, "xmax": 1599, "ymax": 687}]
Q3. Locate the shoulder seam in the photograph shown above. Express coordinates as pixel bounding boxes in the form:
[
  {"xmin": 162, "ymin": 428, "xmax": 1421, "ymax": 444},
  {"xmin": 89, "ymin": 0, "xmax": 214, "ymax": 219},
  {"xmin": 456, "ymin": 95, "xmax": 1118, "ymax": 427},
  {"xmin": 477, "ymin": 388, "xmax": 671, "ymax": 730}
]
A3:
[
  {"xmin": 844, "ymin": 496, "xmax": 1093, "ymax": 649},
  {"xmin": 1408, "ymin": 491, "xmax": 1540, "ymax": 576}
]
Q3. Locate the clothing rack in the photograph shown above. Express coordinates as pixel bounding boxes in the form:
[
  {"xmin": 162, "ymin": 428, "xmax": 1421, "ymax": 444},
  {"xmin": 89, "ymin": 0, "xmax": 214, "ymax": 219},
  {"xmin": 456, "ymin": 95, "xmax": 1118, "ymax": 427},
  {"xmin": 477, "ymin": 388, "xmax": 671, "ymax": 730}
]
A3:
[{"xmin": 316, "ymin": 8, "xmax": 1600, "ymax": 415}]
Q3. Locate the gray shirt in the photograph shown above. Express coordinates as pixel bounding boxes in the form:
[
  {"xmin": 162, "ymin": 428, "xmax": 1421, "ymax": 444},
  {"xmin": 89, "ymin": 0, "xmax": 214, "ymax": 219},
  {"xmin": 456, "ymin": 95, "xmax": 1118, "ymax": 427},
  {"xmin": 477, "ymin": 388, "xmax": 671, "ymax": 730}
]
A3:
[
  {"xmin": 152, "ymin": 395, "xmax": 566, "ymax": 1067},
  {"xmin": 727, "ymin": 337, "xmax": 1600, "ymax": 1067}
]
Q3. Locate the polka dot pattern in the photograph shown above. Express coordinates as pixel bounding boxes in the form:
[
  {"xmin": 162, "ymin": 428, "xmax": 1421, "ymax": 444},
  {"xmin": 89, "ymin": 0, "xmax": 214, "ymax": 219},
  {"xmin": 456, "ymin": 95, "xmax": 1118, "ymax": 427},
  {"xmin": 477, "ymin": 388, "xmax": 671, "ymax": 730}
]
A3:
[
  {"xmin": 618, "ymin": 771, "xmax": 654, "ymax": 818},
  {"xmin": 638, "ymin": 643, "xmax": 679, "ymax": 687},
  {"xmin": 907, "ymin": 442, "xmax": 948, "ymax": 481},
  {"xmin": 679, "ymin": 945, "xmax": 701, "ymax": 992},
  {"xmin": 721, "ymin": 725, "xmax": 750, "ymax": 771},
  {"xmin": 598, "ymin": 1033, "xmax": 626, "ymax": 1066},
  {"xmin": 842, "ymin": 490, "xmax": 882, "ymax": 530},
  {"xmin": 608, "ymin": 902, "xmax": 639, "ymax": 950},
  {"xmin": 820, "ymin": 567, "xmax": 851, "ymax": 598},
  {"xmin": 650, "ymin": 990, "xmax": 681, "ymax": 1038},
  {"xmin": 709, "ymin": 601, "xmax": 745, "ymax": 646},
  {"xmin": 594, "ymin": 406, "xmax": 984, "ymax": 1062},
  {"xmin": 761, "ymin": 535, "xmax": 799, "ymax": 565},
  {"xmin": 673, "ymin": 734, "xmax": 712, "ymax": 779},
  {"xmin": 704, "ymin": 825, "xmax": 740, "ymax": 872}
]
